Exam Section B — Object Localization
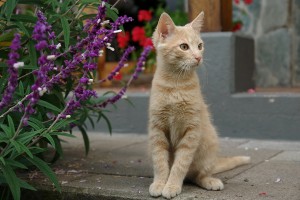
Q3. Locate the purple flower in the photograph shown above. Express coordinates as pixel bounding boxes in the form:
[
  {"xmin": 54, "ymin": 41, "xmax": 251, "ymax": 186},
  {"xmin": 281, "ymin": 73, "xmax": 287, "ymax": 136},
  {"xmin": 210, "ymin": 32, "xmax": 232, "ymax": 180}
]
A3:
[
  {"xmin": 0, "ymin": 34, "xmax": 21, "ymax": 111},
  {"xmin": 97, "ymin": 47, "xmax": 152, "ymax": 108},
  {"xmin": 32, "ymin": 11, "xmax": 52, "ymax": 41},
  {"xmin": 62, "ymin": 87, "xmax": 97, "ymax": 117},
  {"xmin": 133, "ymin": 46, "xmax": 152, "ymax": 79},
  {"xmin": 107, "ymin": 46, "xmax": 135, "ymax": 81},
  {"xmin": 83, "ymin": 63, "xmax": 97, "ymax": 71},
  {"xmin": 22, "ymin": 11, "xmax": 57, "ymax": 124},
  {"xmin": 35, "ymin": 40, "xmax": 48, "ymax": 51}
]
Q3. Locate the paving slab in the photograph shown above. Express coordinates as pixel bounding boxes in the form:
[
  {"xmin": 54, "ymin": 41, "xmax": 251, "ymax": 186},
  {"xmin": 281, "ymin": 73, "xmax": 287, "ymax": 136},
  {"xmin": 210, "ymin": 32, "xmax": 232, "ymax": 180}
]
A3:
[
  {"xmin": 238, "ymin": 139, "xmax": 300, "ymax": 151},
  {"xmin": 21, "ymin": 133, "xmax": 300, "ymax": 200},
  {"xmin": 271, "ymin": 151, "xmax": 300, "ymax": 162}
]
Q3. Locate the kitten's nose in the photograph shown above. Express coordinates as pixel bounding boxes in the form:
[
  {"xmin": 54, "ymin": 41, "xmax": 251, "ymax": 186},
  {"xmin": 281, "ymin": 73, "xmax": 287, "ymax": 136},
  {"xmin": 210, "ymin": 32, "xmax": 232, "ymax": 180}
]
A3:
[{"xmin": 195, "ymin": 57, "xmax": 201, "ymax": 63}]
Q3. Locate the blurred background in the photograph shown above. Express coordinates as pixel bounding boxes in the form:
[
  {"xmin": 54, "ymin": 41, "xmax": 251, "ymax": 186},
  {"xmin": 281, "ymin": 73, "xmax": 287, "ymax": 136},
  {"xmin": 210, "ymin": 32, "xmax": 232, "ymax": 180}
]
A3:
[{"xmin": 98, "ymin": 0, "xmax": 300, "ymax": 92}]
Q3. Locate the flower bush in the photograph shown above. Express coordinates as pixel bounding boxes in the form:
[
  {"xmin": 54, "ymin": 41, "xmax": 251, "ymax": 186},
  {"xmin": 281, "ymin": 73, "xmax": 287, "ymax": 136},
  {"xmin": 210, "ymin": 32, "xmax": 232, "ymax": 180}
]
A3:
[
  {"xmin": 116, "ymin": 7, "xmax": 188, "ymax": 75},
  {"xmin": 232, "ymin": 0, "xmax": 254, "ymax": 32},
  {"xmin": 0, "ymin": 0, "xmax": 151, "ymax": 199},
  {"xmin": 116, "ymin": 9, "xmax": 156, "ymax": 72}
]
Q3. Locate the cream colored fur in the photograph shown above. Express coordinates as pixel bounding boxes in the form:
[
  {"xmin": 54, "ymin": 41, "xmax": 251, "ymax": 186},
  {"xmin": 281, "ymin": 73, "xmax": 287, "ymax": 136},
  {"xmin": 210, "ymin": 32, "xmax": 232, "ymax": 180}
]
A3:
[{"xmin": 148, "ymin": 12, "xmax": 250, "ymax": 199}]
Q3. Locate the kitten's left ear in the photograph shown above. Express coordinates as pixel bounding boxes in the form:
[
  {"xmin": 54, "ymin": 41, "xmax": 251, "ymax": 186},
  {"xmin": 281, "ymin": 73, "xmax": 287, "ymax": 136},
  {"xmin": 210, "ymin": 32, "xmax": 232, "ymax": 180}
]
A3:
[{"xmin": 190, "ymin": 11, "xmax": 204, "ymax": 32}]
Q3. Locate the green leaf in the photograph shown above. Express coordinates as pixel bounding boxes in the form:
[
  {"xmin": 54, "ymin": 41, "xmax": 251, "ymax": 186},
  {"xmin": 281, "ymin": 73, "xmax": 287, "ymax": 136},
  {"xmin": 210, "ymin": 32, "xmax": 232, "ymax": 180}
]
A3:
[
  {"xmin": 18, "ymin": 81, "xmax": 24, "ymax": 96},
  {"xmin": 80, "ymin": 0, "xmax": 100, "ymax": 4},
  {"xmin": 10, "ymin": 139, "xmax": 21, "ymax": 153},
  {"xmin": 18, "ymin": 0, "xmax": 45, "ymax": 6},
  {"xmin": 101, "ymin": 113, "xmax": 112, "ymax": 135},
  {"xmin": 1, "ymin": 164, "xmax": 20, "ymax": 200},
  {"xmin": 11, "ymin": 14, "xmax": 37, "ymax": 24},
  {"xmin": 61, "ymin": 0, "xmax": 72, "ymax": 13},
  {"xmin": 78, "ymin": 126, "xmax": 89, "ymax": 155},
  {"xmin": 17, "ymin": 141, "xmax": 33, "ymax": 158},
  {"xmin": 19, "ymin": 179, "xmax": 36, "ymax": 191},
  {"xmin": 45, "ymin": 134, "xmax": 56, "ymax": 148},
  {"xmin": 50, "ymin": 132, "xmax": 76, "ymax": 138},
  {"xmin": 3, "ymin": 0, "xmax": 17, "ymax": 21},
  {"xmin": 37, "ymin": 100, "xmax": 61, "ymax": 113},
  {"xmin": 87, "ymin": 116, "xmax": 95, "ymax": 129},
  {"xmin": 60, "ymin": 17, "xmax": 70, "ymax": 49},
  {"xmin": 0, "ymin": 124, "xmax": 13, "ymax": 138},
  {"xmin": 51, "ymin": 119, "xmax": 75, "ymax": 131},
  {"xmin": 0, "ymin": 157, "xmax": 5, "ymax": 165},
  {"xmin": 28, "ymin": 147, "xmax": 46, "ymax": 155},
  {"xmin": 50, "ymin": 136, "xmax": 63, "ymax": 163},
  {"xmin": 7, "ymin": 115, "xmax": 15, "ymax": 136},
  {"xmin": 28, "ymin": 41, "xmax": 37, "ymax": 67},
  {"xmin": 27, "ymin": 121, "xmax": 41, "ymax": 131},
  {"xmin": 28, "ymin": 117, "xmax": 45, "ymax": 129},
  {"xmin": 106, "ymin": 4, "xmax": 119, "ymax": 22},
  {"xmin": 0, "ymin": 72, "xmax": 8, "ymax": 94},
  {"xmin": 0, "ymin": 31, "xmax": 15, "ymax": 42},
  {"xmin": 14, "ymin": 21, "xmax": 30, "ymax": 37},
  {"xmin": 5, "ymin": 159, "xmax": 27, "ymax": 169},
  {"xmin": 16, "ymin": 129, "xmax": 43, "ymax": 144},
  {"xmin": 79, "ymin": 14, "xmax": 97, "ymax": 21},
  {"xmin": 27, "ymin": 156, "xmax": 61, "ymax": 192}
]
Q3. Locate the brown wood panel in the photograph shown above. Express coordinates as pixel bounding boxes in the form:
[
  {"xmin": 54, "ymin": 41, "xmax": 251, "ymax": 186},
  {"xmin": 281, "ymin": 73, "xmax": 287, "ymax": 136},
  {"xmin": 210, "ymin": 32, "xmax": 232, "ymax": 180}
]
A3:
[
  {"xmin": 221, "ymin": 0, "xmax": 232, "ymax": 31},
  {"xmin": 188, "ymin": 0, "xmax": 221, "ymax": 32},
  {"xmin": 188, "ymin": 0, "xmax": 232, "ymax": 32}
]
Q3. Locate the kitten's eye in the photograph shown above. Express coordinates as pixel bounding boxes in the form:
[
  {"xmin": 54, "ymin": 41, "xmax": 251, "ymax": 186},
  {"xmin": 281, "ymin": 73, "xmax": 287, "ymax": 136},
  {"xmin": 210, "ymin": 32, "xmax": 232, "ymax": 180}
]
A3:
[
  {"xmin": 179, "ymin": 43, "xmax": 189, "ymax": 51},
  {"xmin": 198, "ymin": 43, "xmax": 203, "ymax": 50}
]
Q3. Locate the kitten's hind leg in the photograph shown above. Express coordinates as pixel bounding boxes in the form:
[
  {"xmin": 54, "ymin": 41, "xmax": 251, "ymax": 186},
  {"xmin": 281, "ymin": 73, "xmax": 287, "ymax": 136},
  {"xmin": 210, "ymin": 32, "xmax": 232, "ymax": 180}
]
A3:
[{"xmin": 149, "ymin": 128, "xmax": 171, "ymax": 197}]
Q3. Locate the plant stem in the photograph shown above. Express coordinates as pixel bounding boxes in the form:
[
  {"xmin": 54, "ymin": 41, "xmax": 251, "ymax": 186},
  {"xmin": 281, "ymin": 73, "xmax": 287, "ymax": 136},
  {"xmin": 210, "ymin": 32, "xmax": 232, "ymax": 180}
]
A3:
[
  {"xmin": 27, "ymin": 105, "xmax": 69, "ymax": 148},
  {"xmin": 56, "ymin": 4, "xmax": 86, "ymax": 39},
  {"xmin": 0, "ymin": 94, "xmax": 29, "ymax": 119},
  {"xmin": 18, "ymin": 70, "xmax": 35, "ymax": 80},
  {"xmin": 111, "ymin": 0, "xmax": 123, "ymax": 9}
]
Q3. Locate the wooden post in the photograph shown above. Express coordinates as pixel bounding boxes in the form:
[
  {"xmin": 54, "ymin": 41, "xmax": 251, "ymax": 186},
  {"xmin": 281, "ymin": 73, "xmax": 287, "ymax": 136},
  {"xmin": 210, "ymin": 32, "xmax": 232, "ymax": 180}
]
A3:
[
  {"xmin": 220, "ymin": 0, "xmax": 232, "ymax": 31},
  {"xmin": 188, "ymin": 0, "xmax": 232, "ymax": 32},
  {"xmin": 188, "ymin": 0, "xmax": 221, "ymax": 32}
]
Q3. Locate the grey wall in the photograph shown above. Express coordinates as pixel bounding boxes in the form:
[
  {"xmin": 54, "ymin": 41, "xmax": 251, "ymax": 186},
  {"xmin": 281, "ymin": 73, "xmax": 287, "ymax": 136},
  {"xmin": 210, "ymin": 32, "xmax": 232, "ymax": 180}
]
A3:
[
  {"xmin": 233, "ymin": 0, "xmax": 300, "ymax": 87},
  {"xmin": 92, "ymin": 33, "xmax": 300, "ymax": 140}
]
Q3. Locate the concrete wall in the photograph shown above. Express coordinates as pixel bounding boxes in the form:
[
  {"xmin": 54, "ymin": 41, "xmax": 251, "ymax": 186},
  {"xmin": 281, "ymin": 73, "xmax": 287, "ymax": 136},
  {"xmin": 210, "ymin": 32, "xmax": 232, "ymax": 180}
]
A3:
[{"xmin": 92, "ymin": 33, "xmax": 300, "ymax": 140}]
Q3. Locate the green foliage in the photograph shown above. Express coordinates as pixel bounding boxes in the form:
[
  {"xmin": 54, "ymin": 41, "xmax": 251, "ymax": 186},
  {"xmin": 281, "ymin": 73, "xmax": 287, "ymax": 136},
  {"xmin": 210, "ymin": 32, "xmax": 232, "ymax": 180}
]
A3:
[{"xmin": 0, "ymin": 1, "xmax": 121, "ymax": 200}]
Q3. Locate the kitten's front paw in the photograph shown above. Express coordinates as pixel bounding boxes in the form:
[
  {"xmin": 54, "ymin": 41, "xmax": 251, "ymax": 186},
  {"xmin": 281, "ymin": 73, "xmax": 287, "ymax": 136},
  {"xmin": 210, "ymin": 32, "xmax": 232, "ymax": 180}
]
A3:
[
  {"xmin": 162, "ymin": 184, "xmax": 182, "ymax": 199},
  {"xmin": 200, "ymin": 177, "xmax": 224, "ymax": 191},
  {"xmin": 149, "ymin": 182, "xmax": 165, "ymax": 197}
]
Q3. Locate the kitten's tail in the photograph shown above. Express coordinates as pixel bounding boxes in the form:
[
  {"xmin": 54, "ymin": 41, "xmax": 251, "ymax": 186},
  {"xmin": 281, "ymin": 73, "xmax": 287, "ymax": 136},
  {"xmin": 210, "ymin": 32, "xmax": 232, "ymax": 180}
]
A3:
[{"xmin": 212, "ymin": 156, "xmax": 251, "ymax": 174}]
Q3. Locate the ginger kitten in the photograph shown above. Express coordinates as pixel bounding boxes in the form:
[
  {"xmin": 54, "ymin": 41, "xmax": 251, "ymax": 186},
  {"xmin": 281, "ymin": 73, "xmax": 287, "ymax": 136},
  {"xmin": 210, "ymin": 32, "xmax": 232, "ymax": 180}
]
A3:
[{"xmin": 148, "ymin": 12, "xmax": 250, "ymax": 199}]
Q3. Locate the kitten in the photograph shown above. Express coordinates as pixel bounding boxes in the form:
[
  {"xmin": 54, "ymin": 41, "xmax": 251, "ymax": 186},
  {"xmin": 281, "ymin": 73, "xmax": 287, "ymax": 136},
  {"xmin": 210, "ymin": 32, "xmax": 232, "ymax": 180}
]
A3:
[{"xmin": 148, "ymin": 12, "xmax": 251, "ymax": 199}]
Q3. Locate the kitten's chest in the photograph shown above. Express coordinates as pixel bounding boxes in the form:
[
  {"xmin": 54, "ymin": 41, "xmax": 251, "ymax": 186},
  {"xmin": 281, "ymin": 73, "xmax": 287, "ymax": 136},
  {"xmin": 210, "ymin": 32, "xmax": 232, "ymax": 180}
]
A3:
[{"xmin": 150, "ymin": 90, "xmax": 202, "ymax": 126}]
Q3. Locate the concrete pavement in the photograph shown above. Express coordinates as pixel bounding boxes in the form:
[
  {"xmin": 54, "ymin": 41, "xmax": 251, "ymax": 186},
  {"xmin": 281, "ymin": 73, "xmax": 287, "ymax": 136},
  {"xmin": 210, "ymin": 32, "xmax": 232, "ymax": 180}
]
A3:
[{"xmin": 21, "ymin": 132, "xmax": 300, "ymax": 200}]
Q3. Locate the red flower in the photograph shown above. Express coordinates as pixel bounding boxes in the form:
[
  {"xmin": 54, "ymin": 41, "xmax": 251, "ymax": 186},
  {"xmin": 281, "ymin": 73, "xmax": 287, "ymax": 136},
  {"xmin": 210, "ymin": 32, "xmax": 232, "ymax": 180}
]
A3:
[
  {"xmin": 113, "ymin": 73, "xmax": 122, "ymax": 81},
  {"xmin": 232, "ymin": 22, "xmax": 242, "ymax": 32},
  {"xmin": 138, "ymin": 10, "xmax": 152, "ymax": 22},
  {"xmin": 140, "ymin": 37, "xmax": 153, "ymax": 47},
  {"xmin": 132, "ymin": 26, "xmax": 146, "ymax": 42},
  {"xmin": 244, "ymin": 0, "xmax": 253, "ymax": 4},
  {"xmin": 117, "ymin": 31, "xmax": 130, "ymax": 48},
  {"xmin": 234, "ymin": 0, "xmax": 240, "ymax": 4}
]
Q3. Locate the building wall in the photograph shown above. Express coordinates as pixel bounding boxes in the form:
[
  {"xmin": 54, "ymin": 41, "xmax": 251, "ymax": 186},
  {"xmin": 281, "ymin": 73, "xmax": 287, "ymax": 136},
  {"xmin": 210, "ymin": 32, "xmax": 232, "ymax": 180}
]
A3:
[{"xmin": 233, "ymin": 0, "xmax": 300, "ymax": 87}]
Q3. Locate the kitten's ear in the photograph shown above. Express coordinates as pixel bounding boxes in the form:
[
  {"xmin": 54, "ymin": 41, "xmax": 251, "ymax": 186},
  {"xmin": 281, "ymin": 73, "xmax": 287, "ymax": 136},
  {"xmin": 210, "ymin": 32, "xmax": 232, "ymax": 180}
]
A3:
[
  {"xmin": 190, "ymin": 11, "xmax": 204, "ymax": 32},
  {"xmin": 156, "ymin": 12, "xmax": 176, "ymax": 38},
  {"xmin": 152, "ymin": 12, "xmax": 175, "ymax": 47}
]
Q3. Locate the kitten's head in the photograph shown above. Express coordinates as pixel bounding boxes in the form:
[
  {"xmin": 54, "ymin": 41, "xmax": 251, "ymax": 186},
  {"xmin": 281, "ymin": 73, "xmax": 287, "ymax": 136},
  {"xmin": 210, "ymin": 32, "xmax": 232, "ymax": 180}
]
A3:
[{"xmin": 152, "ymin": 12, "xmax": 204, "ymax": 72}]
